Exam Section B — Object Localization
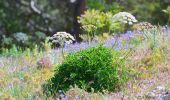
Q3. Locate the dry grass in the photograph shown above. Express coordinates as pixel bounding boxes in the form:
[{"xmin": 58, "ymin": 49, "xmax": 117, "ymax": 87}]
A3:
[{"xmin": 0, "ymin": 28, "xmax": 170, "ymax": 99}]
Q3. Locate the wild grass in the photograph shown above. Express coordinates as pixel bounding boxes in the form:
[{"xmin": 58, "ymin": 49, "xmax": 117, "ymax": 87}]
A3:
[{"xmin": 0, "ymin": 27, "xmax": 170, "ymax": 99}]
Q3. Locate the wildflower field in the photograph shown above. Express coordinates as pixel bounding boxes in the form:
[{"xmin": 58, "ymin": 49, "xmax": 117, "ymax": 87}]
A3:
[
  {"xmin": 0, "ymin": 1, "xmax": 170, "ymax": 100},
  {"xmin": 0, "ymin": 24, "xmax": 170, "ymax": 99}
]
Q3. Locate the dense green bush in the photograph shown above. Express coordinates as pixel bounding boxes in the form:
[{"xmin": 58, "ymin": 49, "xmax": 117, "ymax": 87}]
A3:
[
  {"xmin": 44, "ymin": 45, "xmax": 127, "ymax": 95},
  {"xmin": 87, "ymin": 0, "xmax": 123, "ymax": 13}
]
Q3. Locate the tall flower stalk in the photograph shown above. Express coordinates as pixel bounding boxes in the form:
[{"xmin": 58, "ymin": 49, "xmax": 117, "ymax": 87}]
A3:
[
  {"xmin": 81, "ymin": 25, "xmax": 97, "ymax": 44},
  {"xmin": 50, "ymin": 32, "xmax": 75, "ymax": 59}
]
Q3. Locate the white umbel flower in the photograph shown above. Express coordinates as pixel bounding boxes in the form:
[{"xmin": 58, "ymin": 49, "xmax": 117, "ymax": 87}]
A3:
[
  {"xmin": 112, "ymin": 12, "xmax": 138, "ymax": 25},
  {"xmin": 50, "ymin": 32, "xmax": 75, "ymax": 46},
  {"xmin": 70, "ymin": 0, "xmax": 76, "ymax": 3}
]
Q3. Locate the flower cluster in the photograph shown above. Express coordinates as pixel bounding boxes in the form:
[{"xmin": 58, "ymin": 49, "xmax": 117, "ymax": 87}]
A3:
[
  {"xmin": 112, "ymin": 12, "xmax": 138, "ymax": 25},
  {"xmin": 50, "ymin": 32, "xmax": 75, "ymax": 46},
  {"xmin": 132, "ymin": 22, "xmax": 157, "ymax": 31},
  {"xmin": 81, "ymin": 25, "xmax": 97, "ymax": 33}
]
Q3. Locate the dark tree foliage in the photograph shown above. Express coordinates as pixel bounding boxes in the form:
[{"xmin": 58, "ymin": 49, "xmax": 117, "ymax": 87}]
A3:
[
  {"xmin": 122, "ymin": 0, "xmax": 170, "ymax": 25},
  {"xmin": 0, "ymin": 0, "xmax": 169, "ymax": 49},
  {"xmin": 87, "ymin": 0, "xmax": 170, "ymax": 25},
  {"xmin": 0, "ymin": 0, "xmax": 86, "ymax": 48}
]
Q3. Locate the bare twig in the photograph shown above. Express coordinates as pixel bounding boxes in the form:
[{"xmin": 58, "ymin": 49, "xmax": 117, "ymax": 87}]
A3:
[{"xmin": 30, "ymin": 0, "xmax": 41, "ymax": 14}]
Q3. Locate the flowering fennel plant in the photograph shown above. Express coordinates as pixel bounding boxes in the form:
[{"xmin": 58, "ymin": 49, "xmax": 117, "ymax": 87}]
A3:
[
  {"xmin": 50, "ymin": 32, "xmax": 75, "ymax": 59},
  {"xmin": 111, "ymin": 12, "xmax": 138, "ymax": 25}
]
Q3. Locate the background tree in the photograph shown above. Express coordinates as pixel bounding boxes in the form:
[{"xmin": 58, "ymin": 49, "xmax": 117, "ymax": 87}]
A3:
[{"xmin": 0, "ymin": 0, "xmax": 169, "ymax": 49}]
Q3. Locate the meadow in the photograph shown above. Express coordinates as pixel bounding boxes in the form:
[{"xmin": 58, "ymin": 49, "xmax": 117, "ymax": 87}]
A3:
[
  {"xmin": 0, "ymin": 24, "xmax": 170, "ymax": 100},
  {"xmin": 0, "ymin": 0, "xmax": 170, "ymax": 100}
]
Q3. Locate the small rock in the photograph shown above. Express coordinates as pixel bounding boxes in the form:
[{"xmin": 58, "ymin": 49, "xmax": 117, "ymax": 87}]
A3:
[
  {"xmin": 146, "ymin": 92, "xmax": 156, "ymax": 99},
  {"xmin": 156, "ymin": 86, "xmax": 166, "ymax": 92}
]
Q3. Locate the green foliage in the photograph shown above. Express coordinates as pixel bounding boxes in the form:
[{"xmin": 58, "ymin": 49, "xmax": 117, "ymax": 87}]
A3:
[
  {"xmin": 0, "ymin": 31, "xmax": 47, "ymax": 50},
  {"xmin": 0, "ymin": 36, "xmax": 52, "ymax": 57},
  {"xmin": 0, "ymin": 0, "xmax": 169, "ymax": 49},
  {"xmin": 0, "ymin": 0, "xmax": 72, "ymax": 48},
  {"xmin": 162, "ymin": 6, "xmax": 170, "ymax": 25},
  {"xmin": 78, "ymin": 10, "xmax": 122, "ymax": 36},
  {"xmin": 124, "ymin": 0, "xmax": 169, "ymax": 25},
  {"xmin": 78, "ymin": 10, "xmax": 138, "ymax": 42},
  {"xmin": 0, "ymin": 0, "xmax": 69, "ymax": 33},
  {"xmin": 13, "ymin": 32, "xmax": 29, "ymax": 46},
  {"xmin": 87, "ymin": 0, "xmax": 170, "ymax": 26},
  {"xmin": 162, "ymin": 6, "xmax": 170, "ymax": 16},
  {"xmin": 1, "ymin": 36, "xmax": 13, "ymax": 48},
  {"xmin": 0, "ymin": 44, "xmax": 44, "ymax": 57},
  {"xmin": 0, "ymin": 45, "xmax": 23, "ymax": 57},
  {"xmin": 44, "ymin": 45, "xmax": 127, "ymax": 95},
  {"xmin": 34, "ymin": 32, "xmax": 46, "ymax": 41},
  {"xmin": 87, "ymin": 0, "xmax": 123, "ymax": 13}
]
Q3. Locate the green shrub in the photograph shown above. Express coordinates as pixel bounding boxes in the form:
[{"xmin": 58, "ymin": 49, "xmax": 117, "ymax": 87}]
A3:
[
  {"xmin": 44, "ymin": 45, "xmax": 127, "ymax": 95},
  {"xmin": 78, "ymin": 10, "xmax": 138, "ymax": 42},
  {"xmin": 78, "ymin": 9, "xmax": 123, "ymax": 36}
]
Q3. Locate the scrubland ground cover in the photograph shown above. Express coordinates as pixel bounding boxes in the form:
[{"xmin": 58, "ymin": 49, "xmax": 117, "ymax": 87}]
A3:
[
  {"xmin": 0, "ymin": 26, "xmax": 170, "ymax": 100},
  {"xmin": 0, "ymin": 9, "xmax": 170, "ymax": 100}
]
